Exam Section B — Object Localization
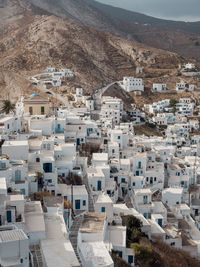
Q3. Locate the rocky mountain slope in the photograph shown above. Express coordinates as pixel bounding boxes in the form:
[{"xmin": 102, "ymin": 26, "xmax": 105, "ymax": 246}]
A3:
[
  {"xmin": 0, "ymin": 0, "xmax": 188, "ymax": 101},
  {"xmin": 22, "ymin": 0, "xmax": 200, "ymax": 61}
]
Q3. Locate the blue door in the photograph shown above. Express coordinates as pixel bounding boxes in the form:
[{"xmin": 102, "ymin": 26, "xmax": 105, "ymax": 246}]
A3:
[
  {"xmin": 97, "ymin": 180, "xmax": 102, "ymax": 191},
  {"xmin": 7, "ymin": 210, "xmax": 12, "ymax": 223},
  {"xmin": 128, "ymin": 255, "xmax": 134, "ymax": 264},
  {"xmin": 75, "ymin": 200, "xmax": 80, "ymax": 210},
  {"xmin": 101, "ymin": 207, "xmax": 105, "ymax": 212},
  {"xmin": 43, "ymin": 163, "xmax": 52, "ymax": 173},
  {"xmin": 77, "ymin": 138, "xmax": 80, "ymax": 146},
  {"xmin": 158, "ymin": 219, "xmax": 163, "ymax": 227}
]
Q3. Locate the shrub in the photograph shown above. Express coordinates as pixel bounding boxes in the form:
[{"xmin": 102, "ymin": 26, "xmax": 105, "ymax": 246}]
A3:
[{"xmin": 131, "ymin": 243, "xmax": 154, "ymax": 265}]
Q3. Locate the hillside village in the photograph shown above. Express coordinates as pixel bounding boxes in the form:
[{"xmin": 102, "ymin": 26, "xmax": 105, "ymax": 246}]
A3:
[{"xmin": 0, "ymin": 62, "xmax": 200, "ymax": 267}]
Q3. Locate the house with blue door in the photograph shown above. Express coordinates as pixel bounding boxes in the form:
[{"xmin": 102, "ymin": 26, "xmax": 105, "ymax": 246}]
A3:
[
  {"xmin": 132, "ymin": 188, "xmax": 152, "ymax": 219},
  {"xmin": 87, "ymin": 166, "xmax": 105, "ymax": 193},
  {"xmin": 131, "ymin": 152, "xmax": 147, "ymax": 177},
  {"xmin": 94, "ymin": 192, "xmax": 113, "ymax": 222},
  {"xmin": 57, "ymin": 184, "xmax": 88, "ymax": 212},
  {"xmin": 106, "ymin": 225, "xmax": 135, "ymax": 266}
]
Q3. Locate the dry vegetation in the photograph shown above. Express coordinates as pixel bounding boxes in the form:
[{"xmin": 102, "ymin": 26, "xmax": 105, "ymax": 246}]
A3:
[
  {"xmin": 0, "ymin": 0, "xmax": 193, "ymax": 100},
  {"xmin": 134, "ymin": 124, "xmax": 162, "ymax": 137},
  {"xmin": 130, "ymin": 88, "xmax": 194, "ymax": 109}
]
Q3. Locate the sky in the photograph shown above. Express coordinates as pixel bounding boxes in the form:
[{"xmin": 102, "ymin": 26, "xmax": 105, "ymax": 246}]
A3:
[{"xmin": 97, "ymin": 0, "xmax": 200, "ymax": 22}]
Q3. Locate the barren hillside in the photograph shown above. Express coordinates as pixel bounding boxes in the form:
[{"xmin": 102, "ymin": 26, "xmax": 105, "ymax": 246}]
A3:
[{"xmin": 0, "ymin": 1, "xmax": 189, "ymax": 101}]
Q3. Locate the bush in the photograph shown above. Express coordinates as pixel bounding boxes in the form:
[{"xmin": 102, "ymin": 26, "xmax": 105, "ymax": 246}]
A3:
[
  {"xmin": 126, "ymin": 215, "xmax": 143, "ymax": 246},
  {"xmin": 131, "ymin": 243, "xmax": 154, "ymax": 265},
  {"xmin": 170, "ymin": 98, "xmax": 177, "ymax": 107}
]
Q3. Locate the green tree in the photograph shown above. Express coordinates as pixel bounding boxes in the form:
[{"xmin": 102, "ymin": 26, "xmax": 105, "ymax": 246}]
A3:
[
  {"xmin": 1, "ymin": 100, "xmax": 15, "ymax": 114},
  {"xmin": 169, "ymin": 98, "xmax": 177, "ymax": 107},
  {"xmin": 126, "ymin": 215, "xmax": 143, "ymax": 245}
]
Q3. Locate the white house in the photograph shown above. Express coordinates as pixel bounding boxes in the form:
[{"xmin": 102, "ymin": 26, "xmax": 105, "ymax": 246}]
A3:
[
  {"xmin": 122, "ymin": 77, "xmax": 144, "ymax": 92},
  {"xmin": 153, "ymin": 83, "xmax": 167, "ymax": 92},
  {"xmin": 78, "ymin": 212, "xmax": 114, "ymax": 267},
  {"xmin": 57, "ymin": 184, "xmax": 88, "ymax": 212},
  {"xmin": 94, "ymin": 192, "xmax": 113, "ymax": 222},
  {"xmin": 162, "ymin": 188, "xmax": 183, "ymax": 206},
  {"xmin": 2, "ymin": 141, "xmax": 29, "ymax": 161},
  {"xmin": 0, "ymin": 227, "xmax": 29, "ymax": 267}
]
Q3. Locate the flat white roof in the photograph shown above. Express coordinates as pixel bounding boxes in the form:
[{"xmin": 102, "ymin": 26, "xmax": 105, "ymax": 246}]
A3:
[
  {"xmin": 8, "ymin": 194, "xmax": 24, "ymax": 202},
  {"xmin": 57, "ymin": 184, "xmax": 88, "ymax": 196},
  {"xmin": 163, "ymin": 187, "xmax": 183, "ymax": 194},
  {"xmin": 106, "ymin": 225, "xmax": 126, "ymax": 247},
  {"xmin": 41, "ymin": 213, "xmax": 79, "ymax": 267},
  {"xmin": 0, "ymin": 229, "xmax": 28, "ymax": 242},
  {"xmin": 79, "ymin": 241, "xmax": 113, "ymax": 267},
  {"xmin": 24, "ymin": 201, "xmax": 45, "ymax": 233},
  {"xmin": 113, "ymin": 204, "xmax": 139, "ymax": 216},
  {"xmin": 3, "ymin": 140, "xmax": 28, "ymax": 146},
  {"xmin": 0, "ymin": 117, "xmax": 13, "ymax": 123},
  {"xmin": 134, "ymin": 188, "xmax": 151, "ymax": 195},
  {"xmin": 0, "ymin": 177, "xmax": 7, "ymax": 192},
  {"xmin": 92, "ymin": 153, "xmax": 108, "ymax": 161}
]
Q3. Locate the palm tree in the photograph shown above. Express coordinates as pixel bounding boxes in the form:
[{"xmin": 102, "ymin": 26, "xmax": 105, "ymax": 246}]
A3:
[{"xmin": 1, "ymin": 100, "xmax": 15, "ymax": 114}]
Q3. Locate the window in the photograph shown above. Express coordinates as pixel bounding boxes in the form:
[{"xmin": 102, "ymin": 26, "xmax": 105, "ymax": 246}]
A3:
[
  {"xmin": 15, "ymin": 170, "xmax": 21, "ymax": 181},
  {"xmin": 0, "ymin": 162, "xmax": 6, "ymax": 169},
  {"xmin": 132, "ymin": 182, "xmax": 136, "ymax": 186},
  {"xmin": 83, "ymin": 200, "xmax": 86, "ymax": 206},
  {"xmin": 143, "ymin": 195, "xmax": 148, "ymax": 204},
  {"xmin": 47, "ymin": 144, "xmax": 51, "ymax": 150},
  {"xmin": 138, "ymin": 161, "xmax": 142, "ymax": 169},
  {"xmin": 101, "ymin": 207, "xmax": 106, "ymax": 212},
  {"xmin": 36, "ymin": 157, "xmax": 40, "ymax": 163},
  {"xmin": 118, "ymin": 136, "xmax": 121, "ymax": 140},
  {"xmin": 121, "ymin": 178, "xmax": 126, "ymax": 183},
  {"xmin": 154, "ymin": 177, "xmax": 157, "ymax": 181}
]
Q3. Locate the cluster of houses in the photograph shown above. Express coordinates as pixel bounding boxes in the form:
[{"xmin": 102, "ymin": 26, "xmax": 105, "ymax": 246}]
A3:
[
  {"xmin": 0, "ymin": 79, "xmax": 200, "ymax": 267},
  {"xmin": 117, "ymin": 75, "xmax": 196, "ymax": 94},
  {"xmin": 31, "ymin": 67, "xmax": 74, "ymax": 88}
]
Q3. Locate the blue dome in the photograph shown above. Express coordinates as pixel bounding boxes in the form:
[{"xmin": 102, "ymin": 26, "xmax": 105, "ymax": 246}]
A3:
[{"xmin": 30, "ymin": 93, "xmax": 40, "ymax": 98}]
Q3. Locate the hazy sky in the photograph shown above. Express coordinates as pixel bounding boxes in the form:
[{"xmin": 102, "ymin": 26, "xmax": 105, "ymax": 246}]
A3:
[{"xmin": 97, "ymin": 0, "xmax": 200, "ymax": 22}]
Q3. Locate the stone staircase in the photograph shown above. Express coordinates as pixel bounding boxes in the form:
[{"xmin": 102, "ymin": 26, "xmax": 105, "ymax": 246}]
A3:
[
  {"xmin": 69, "ymin": 213, "xmax": 84, "ymax": 265},
  {"xmin": 69, "ymin": 175, "xmax": 95, "ymax": 265},
  {"xmin": 83, "ymin": 175, "xmax": 95, "ymax": 212}
]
